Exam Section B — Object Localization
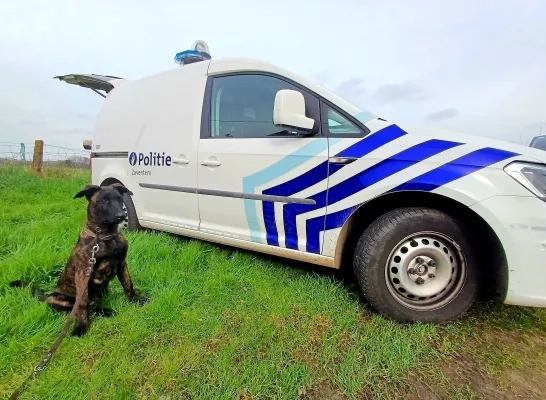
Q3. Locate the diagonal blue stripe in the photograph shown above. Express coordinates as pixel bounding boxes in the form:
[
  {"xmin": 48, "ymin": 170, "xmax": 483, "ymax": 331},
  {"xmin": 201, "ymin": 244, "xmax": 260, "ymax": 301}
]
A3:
[
  {"xmin": 263, "ymin": 124, "xmax": 407, "ymax": 197},
  {"xmin": 389, "ymin": 147, "xmax": 519, "ymax": 192},
  {"xmin": 283, "ymin": 139, "xmax": 464, "ymax": 251},
  {"xmin": 305, "ymin": 146, "xmax": 519, "ymax": 254},
  {"xmin": 306, "ymin": 206, "xmax": 358, "ymax": 254},
  {"xmin": 262, "ymin": 124, "xmax": 407, "ymax": 246},
  {"xmin": 242, "ymin": 138, "xmax": 333, "ymax": 243}
]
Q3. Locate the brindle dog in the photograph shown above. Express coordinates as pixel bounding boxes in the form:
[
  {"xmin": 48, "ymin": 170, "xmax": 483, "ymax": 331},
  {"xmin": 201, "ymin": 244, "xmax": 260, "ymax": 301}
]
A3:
[{"xmin": 10, "ymin": 183, "xmax": 148, "ymax": 336}]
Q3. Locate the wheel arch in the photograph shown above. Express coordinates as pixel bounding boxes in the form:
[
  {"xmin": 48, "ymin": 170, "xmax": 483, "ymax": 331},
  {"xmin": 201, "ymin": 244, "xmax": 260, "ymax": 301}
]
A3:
[
  {"xmin": 100, "ymin": 177, "xmax": 124, "ymax": 186},
  {"xmin": 334, "ymin": 190, "xmax": 508, "ymax": 300}
]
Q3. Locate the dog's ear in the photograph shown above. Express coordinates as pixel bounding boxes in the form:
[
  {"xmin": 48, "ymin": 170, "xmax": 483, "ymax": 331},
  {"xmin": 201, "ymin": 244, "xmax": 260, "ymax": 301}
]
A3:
[
  {"xmin": 110, "ymin": 183, "xmax": 133, "ymax": 197},
  {"xmin": 74, "ymin": 185, "xmax": 102, "ymax": 201}
]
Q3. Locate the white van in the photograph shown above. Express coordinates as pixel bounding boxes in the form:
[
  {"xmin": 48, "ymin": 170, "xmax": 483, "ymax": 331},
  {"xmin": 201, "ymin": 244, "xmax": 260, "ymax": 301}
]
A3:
[{"xmin": 56, "ymin": 43, "xmax": 546, "ymax": 323}]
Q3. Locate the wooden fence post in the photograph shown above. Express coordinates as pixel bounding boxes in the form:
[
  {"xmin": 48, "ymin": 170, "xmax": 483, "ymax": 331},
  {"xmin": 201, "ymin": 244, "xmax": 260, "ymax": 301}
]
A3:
[{"xmin": 32, "ymin": 140, "xmax": 44, "ymax": 174}]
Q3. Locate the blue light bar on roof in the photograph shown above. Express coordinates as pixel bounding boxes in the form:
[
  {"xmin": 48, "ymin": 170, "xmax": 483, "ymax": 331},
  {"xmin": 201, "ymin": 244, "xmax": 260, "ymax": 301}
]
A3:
[{"xmin": 174, "ymin": 50, "xmax": 211, "ymax": 65}]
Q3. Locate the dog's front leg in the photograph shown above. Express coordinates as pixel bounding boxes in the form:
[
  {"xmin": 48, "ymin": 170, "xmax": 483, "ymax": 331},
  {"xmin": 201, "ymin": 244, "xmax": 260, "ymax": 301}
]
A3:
[
  {"xmin": 117, "ymin": 259, "xmax": 148, "ymax": 305},
  {"xmin": 72, "ymin": 268, "xmax": 90, "ymax": 337}
]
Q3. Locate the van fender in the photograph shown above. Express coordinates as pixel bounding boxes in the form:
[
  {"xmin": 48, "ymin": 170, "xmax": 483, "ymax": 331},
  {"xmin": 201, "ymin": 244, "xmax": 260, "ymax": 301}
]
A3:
[{"xmin": 332, "ymin": 184, "xmax": 495, "ymax": 267}]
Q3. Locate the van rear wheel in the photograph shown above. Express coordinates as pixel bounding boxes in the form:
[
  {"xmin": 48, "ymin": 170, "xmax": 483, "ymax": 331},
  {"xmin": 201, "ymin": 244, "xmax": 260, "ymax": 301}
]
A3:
[{"xmin": 353, "ymin": 207, "xmax": 478, "ymax": 323}]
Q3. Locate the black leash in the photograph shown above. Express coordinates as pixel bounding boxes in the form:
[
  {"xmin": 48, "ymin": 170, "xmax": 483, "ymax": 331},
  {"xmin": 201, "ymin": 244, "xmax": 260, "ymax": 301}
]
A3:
[{"xmin": 9, "ymin": 227, "xmax": 116, "ymax": 400}]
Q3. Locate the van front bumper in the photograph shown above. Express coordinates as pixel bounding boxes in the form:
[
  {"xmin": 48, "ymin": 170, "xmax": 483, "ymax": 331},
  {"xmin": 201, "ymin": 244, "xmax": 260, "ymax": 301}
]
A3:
[{"xmin": 471, "ymin": 195, "xmax": 546, "ymax": 307}]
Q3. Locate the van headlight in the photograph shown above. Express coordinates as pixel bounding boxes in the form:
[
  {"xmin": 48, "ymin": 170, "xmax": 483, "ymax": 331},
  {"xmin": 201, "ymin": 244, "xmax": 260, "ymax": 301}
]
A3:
[{"xmin": 504, "ymin": 162, "xmax": 546, "ymax": 200}]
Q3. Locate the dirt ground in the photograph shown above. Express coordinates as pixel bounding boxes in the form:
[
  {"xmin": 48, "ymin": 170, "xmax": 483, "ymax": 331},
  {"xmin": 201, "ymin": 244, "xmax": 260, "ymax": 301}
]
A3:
[
  {"xmin": 299, "ymin": 328, "xmax": 546, "ymax": 400},
  {"xmin": 392, "ymin": 328, "xmax": 546, "ymax": 400}
]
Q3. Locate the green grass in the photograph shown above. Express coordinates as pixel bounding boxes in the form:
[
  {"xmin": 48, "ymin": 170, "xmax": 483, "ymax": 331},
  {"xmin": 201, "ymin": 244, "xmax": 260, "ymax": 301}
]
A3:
[{"xmin": 1, "ymin": 164, "xmax": 546, "ymax": 399}]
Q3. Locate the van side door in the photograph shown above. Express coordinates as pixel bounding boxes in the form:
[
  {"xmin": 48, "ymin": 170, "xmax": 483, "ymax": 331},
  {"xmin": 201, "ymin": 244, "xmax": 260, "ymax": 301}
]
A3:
[{"xmin": 197, "ymin": 73, "xmax": 330, "ymax": 253}]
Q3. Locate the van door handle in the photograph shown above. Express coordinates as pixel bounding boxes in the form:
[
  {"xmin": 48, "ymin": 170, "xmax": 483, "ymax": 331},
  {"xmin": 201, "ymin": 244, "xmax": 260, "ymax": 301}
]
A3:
[
  {"xmin": 329, "ymin": 157, "xmax": 358, "ymax": 165},
  {"xmin": 172, "ymin": 158, "xmax": 189, "ymax": 165},
  {"xmin": 200, "ymin": 160, "xmax": 222, "ymax": 167}
]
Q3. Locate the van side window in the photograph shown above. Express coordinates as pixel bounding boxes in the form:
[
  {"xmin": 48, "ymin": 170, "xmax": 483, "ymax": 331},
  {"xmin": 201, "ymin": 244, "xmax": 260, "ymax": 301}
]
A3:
[
  {"xmin": 324, "ymin": 105, "xmax": 364, "ymax": 137},
  {"xmin": 209, "ymin": 74, "xmax": 320, "ymax": 138}
]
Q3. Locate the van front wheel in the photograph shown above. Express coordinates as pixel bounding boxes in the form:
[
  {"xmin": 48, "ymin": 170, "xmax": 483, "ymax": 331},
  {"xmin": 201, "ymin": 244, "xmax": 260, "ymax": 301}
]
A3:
[
  {"xmin": 353, "ymin": 207, "xmax": 478, "ymax": 323},
  {"xmin": 121, "ymin": 192, "xmax": 141, "ymax": 231}
]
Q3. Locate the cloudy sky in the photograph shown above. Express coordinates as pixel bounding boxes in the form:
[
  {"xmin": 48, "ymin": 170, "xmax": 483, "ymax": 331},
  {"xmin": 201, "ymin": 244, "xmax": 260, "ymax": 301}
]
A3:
[{"xmin": 1, "ymin": 0, "xmax": 545, "ymax": 150}]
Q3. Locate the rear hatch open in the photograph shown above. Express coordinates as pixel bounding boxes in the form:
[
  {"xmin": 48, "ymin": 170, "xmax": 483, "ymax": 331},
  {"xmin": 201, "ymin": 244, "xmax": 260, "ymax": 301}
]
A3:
[
  {"xmin": 54, "ymin": 73, "xmax": 127, "ymax": 98},
  {"xmin": 54, "ymin": 74, "xmax": 128, "ymax": 150}
]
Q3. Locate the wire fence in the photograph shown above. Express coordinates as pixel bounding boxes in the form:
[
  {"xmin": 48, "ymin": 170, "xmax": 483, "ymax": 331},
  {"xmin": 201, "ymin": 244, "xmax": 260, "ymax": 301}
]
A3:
[{"xmin": 0, "ymin": 141, "xmax": 91, "ymax": 169}]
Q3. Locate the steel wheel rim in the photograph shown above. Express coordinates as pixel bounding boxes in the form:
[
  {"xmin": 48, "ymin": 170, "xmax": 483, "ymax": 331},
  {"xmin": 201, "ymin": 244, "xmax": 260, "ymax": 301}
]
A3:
[{"xmin": 385, "ymin": 231, "xmax": 467, "ymax": 311}]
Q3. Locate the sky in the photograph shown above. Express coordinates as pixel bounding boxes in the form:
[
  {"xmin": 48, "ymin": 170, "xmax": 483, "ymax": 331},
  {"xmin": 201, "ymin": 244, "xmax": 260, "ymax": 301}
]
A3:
[{"xmin": 1, "ymin": 0, "xmax": 545, "ymax": 150}]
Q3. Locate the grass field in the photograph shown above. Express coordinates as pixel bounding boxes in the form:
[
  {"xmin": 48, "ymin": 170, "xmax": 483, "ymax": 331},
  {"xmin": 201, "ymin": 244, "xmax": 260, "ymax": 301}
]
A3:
[{"xmin": 1, "ymin": 164, "xmax": 546, "ymax": 400}]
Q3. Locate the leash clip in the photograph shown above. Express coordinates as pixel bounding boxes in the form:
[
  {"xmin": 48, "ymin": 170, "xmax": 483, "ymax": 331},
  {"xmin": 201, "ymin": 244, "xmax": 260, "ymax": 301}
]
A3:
[{"xmin": 88, "ymin": 244, "xmax": 100, "ymax": 265}]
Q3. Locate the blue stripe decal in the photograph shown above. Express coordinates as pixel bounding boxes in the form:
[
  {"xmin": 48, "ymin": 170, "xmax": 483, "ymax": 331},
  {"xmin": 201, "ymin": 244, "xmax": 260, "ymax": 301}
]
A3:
[
  {"xmin": 283, "ymin": 139, "xmax": 464, "ymax": 252},
  {"xmin": 242, "ymin": 138, "xmax": 333, "ymax": 243},
  {"xmin": 263, "ymin": 124, "xmax": 407, "ymax": 197},
  {"xmin": 262, "ymin": 200, "xmax": 279, "ymax": 245},
  {"xmin": 389, "ymin": 147, "xmax": 520, "ymax": 192},
  {"xmin": 306, "ymin": 146, "xmax": 519, "ymax": 254},
  {"xmin": 306, "ymin": 206, "xmax": 359, "ymax": 254},
  {"xmin": 262, "ymin": 124, "xmax": 408, "ymax": 246}
]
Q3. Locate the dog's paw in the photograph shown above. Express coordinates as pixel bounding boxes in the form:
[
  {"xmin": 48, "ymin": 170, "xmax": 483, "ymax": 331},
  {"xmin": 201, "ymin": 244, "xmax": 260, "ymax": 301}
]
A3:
[
  {"xmin": 94, "ymin": 307, "xmax": 115, "ymax": 317},
  {"xmin": 71, "ymin": 322, "xmax": 88, "ymax": 337},
  {"xmin": 131, "ymin": 294, "xmax": 149, "ymax": 306},
  {"xmin": 9, "ymin": 280, "xmax": 28, "ymax": 288}
]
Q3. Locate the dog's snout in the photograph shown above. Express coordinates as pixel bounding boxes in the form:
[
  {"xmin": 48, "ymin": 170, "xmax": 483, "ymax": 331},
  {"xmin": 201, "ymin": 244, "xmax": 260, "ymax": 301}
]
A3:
[{"xmin": 115, "ymin": 213, "xmax": 125, "ymax": 221}]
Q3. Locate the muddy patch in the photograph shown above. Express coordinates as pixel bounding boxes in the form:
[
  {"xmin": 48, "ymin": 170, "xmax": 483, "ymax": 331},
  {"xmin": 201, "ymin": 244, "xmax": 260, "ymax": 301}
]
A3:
[
  {"xmin": 299, "ymin": 381, "xmax": 347, "ymax": 400},
  {"xmin": 400, "ymin": 329, "xmax": 546, "ymax": 400}
]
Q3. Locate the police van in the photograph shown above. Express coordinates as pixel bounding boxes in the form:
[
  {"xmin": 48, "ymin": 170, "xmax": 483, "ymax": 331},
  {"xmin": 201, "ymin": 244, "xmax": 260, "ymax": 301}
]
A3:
[{"xmin": 56, "ymin": 41, "xmax": 546, "ymax": 323}]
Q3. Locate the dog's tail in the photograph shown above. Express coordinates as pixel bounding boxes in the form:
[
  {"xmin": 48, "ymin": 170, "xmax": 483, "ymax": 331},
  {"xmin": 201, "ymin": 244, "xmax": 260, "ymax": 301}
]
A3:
[{"xmin": 9, "ymin": 280, "xmax": 47, "ymax": 301}]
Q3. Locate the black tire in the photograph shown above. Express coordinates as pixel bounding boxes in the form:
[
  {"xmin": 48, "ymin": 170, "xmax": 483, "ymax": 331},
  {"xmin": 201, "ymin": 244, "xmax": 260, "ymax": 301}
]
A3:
[
  {"xmin": 353, "ymin": 207, "xmax": 478, "ymax": 323},
  {"xmin": 121, "ymin": 191, "xmax": 141, "ymax": 231}
]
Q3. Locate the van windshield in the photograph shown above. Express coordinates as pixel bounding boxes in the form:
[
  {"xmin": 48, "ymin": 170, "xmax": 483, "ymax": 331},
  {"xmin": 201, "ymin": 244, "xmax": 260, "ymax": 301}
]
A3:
[{"xmin": 530, "ymin": 136, "xmax": 546, "ymax": 151}]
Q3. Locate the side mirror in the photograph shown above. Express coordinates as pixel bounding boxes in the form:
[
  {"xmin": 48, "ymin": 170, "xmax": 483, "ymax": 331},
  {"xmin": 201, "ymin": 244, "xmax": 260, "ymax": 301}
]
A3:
[{"xmin": 273, "ymin": 89, "xmax": 315, "ymax": 132}]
